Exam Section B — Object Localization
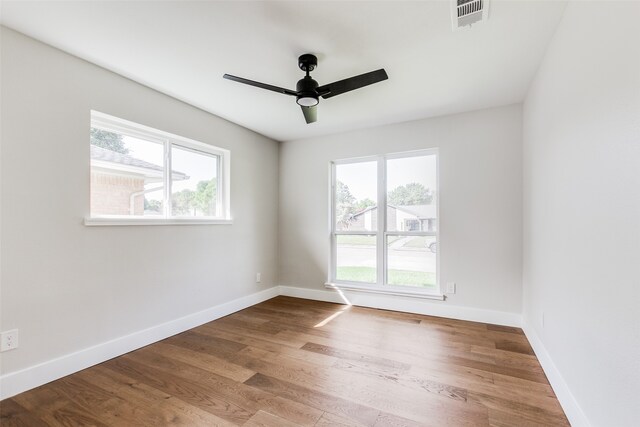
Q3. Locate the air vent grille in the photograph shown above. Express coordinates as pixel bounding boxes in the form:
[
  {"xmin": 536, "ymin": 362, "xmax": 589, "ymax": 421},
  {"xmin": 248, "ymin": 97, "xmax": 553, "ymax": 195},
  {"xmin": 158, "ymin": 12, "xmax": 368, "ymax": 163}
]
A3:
[
  {"xmin": 452, "ymin": 0, "xmax": 489, "ymax": 30},
  {"xmin": 457, "ymin": 0, "xmax": 483, "ymax": 18}
]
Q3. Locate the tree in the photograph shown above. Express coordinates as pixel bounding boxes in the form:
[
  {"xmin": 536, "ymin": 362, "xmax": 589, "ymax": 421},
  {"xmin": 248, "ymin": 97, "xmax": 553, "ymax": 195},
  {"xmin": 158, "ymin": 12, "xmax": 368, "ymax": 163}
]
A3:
[
  {"xmin": 144, "ymin": 198, "xmax": 162, "ymax": 213},
  {"xmin": 90, "ymin": 128, "xmax": 129, "ymax": 154},
  {"xmin": 170, "ymin": 179, "xmax": 217, "ymax": 216},
  {"xmin": 355, "ymin": 198, "xmax": 376, "ymax": 212},
  {"xmin": 336, "ymin": 181, "xmax": 356, "ymax": 206},
  {"xmin": 388, "ymin": 182, "xmax": 433, "ymax": 205},
  {"xmin": 335, "ymin": 181, "xmax": 357, "ymax": 229},
  {"xmin": 195, "ymin": 179, "xmax": 217, "ymax": 215},
  {"xmin": 172, "ymin": 189, "xmax": 196, "ymax": 215}
]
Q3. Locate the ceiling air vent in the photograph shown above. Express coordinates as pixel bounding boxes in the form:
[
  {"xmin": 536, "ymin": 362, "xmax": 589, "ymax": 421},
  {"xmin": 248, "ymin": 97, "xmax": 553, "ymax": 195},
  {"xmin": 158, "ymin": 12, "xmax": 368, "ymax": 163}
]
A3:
[{"xmin": 451, "ymin": 0, "xmax": 489, "ymax": 30}]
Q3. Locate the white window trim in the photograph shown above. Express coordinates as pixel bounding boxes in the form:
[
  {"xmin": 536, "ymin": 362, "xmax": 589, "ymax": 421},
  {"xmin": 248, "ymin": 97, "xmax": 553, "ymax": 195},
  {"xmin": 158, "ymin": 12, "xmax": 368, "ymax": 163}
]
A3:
[
  {"xmin": 87, "ymin": 111, "xmax": 231, "ymax": 225},
  {"xmin": 324, "ymin": 282, "xmax": 445, "ymax": 300},
  {"xmin": 84, "ymin": 217, "xmax": 233, "ymax": 226},
  {"xmin": 329, "ymin": 148, "xmax": 442, "ymax": 298}
]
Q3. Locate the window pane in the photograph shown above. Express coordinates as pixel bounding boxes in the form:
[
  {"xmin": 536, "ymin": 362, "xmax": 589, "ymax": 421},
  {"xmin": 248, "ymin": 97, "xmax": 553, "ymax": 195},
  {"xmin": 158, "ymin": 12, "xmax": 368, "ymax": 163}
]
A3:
[
  {"xmin": 387, "ymin": 235, "xmax": 437, "ymax": 289},
  {"xmin": 171, "ymin": 145, "xmax": 218, "ymax": 217},
  {"xmin": 90, "ymin": 128, "xmax": 164, "ymax": 216},
  {"xmin": 386, "ymin": 155, "xmax": 437, "ymax": 232},
  {"xmin": 336, "ymin": 235, "xmax": 377, "ymax": 283},
  {"xmin": 335, "ymin": 161, "xmax": 377, "ymax": 231}
]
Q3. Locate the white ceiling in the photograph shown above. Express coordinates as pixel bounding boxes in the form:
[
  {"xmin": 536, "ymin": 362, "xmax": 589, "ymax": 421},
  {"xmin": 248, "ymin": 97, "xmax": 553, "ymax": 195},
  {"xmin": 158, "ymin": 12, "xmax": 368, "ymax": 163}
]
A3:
[{"xmin": 1, "ymin": 1, "xmax": 566, "ymax": 141}]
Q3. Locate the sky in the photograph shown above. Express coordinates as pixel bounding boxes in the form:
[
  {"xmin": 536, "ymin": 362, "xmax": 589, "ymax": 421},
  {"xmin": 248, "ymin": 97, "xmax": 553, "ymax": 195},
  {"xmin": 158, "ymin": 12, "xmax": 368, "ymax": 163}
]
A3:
[{"xmin": 335, "ymin": 154, "xmax": 437, "ymax": 202}]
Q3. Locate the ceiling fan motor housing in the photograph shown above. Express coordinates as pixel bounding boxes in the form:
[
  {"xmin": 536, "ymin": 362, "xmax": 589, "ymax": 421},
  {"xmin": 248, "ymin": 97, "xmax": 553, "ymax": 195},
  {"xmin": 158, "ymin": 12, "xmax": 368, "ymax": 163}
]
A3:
[{"xmin": 296, "ymin": 76, "xmax": 319, "ymax": 105}]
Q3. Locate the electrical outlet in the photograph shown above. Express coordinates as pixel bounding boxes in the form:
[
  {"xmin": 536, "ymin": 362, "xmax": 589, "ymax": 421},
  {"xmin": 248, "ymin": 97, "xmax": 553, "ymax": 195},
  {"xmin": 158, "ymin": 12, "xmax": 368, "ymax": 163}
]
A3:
[
  {"xmin": 446, "ymin": 282, "xmax": 456, "ymax": 294},
  {"xmin": 1, "ymin": 329, "xmax": 19, "ymax": 352},
  {"xmin": 256, "ymin": 273, "xmax": 261, "ymax": 283}
]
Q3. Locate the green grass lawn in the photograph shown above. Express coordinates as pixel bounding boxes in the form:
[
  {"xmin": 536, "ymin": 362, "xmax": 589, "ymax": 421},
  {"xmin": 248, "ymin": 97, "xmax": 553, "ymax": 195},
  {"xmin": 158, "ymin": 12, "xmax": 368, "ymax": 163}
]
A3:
[
  {"xmin": 388, "ymin": 269, "xmax": 436, "ymax": 288},
  {"xmin": 337, "ymin": 235, "xmax": 376, "ymax": 246},
  {"xmin": 336, "ymin": 266, "xmax": 436, "ymax": 289},
  {"xmin": 336, "ymin": 266, "xmax": 377, "ymax": 282}
]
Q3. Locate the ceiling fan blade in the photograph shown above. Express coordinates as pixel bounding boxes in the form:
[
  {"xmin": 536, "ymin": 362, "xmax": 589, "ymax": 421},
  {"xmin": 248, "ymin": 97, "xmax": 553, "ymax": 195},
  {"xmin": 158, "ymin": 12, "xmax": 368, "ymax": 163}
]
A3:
[
  {"xmin": 301, "ymin": 105, "xmax": 317, "ymax": 124},
  {"xmin": 317, "ymin": 69, "xmax": 388, "ymax": 99},
  {"xmin": 223, "ymin": 74, "xmax": 297, "ymax": 96}
]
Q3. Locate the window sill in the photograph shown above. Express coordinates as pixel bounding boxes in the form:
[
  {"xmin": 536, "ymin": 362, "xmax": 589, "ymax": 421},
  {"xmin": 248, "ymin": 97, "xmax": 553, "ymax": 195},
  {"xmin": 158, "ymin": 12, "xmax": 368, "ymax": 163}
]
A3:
[
  {"xmin": 325, "ymin": 283, "xmax": 445, "ymax": 300},
  {"xmin": 84, "ymin": 217, "xmax": 233, "ymax": 226}
]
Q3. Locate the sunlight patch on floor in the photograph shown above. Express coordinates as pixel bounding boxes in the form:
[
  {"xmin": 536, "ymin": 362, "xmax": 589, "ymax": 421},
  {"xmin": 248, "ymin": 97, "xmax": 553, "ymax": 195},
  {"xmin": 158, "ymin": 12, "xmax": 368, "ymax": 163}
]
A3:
[{"xmin": 314, "ymin": 306, "xmax": 350, "ymax": 328}]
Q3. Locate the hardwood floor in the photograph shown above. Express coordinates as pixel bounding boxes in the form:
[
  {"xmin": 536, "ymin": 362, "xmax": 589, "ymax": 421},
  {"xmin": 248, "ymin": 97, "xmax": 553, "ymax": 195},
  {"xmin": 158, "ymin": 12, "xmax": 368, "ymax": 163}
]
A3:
[{"xmin": 1, "ymin": 297, "xmax": 569, "ymax": 426}]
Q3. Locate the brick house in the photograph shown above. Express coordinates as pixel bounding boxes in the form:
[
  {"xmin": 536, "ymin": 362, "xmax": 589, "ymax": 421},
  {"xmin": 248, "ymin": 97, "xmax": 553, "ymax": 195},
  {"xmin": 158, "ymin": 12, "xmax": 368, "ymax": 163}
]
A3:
[{"xmin": 90, "ymin": 145, "xmax": 188, "ymax": 215}]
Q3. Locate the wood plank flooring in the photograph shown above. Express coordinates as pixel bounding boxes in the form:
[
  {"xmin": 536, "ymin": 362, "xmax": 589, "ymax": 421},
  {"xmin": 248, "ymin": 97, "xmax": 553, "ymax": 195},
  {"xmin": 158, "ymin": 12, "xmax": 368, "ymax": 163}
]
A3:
[{"xmin": 1, "ymin": 296, "xmax": 569, "ymax": 426}]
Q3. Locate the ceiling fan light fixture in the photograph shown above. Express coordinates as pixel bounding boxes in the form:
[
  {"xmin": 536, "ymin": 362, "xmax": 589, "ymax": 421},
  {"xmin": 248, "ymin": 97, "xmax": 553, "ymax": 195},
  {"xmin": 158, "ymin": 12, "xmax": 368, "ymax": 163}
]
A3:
[{"xmin": 296, "ymin": 96, "xmax": 319, "ymax": 107}]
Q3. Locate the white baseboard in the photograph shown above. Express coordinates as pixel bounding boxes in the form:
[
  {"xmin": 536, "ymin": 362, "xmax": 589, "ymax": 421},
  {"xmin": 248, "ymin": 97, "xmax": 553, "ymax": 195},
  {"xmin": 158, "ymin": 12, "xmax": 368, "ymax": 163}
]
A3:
[
  {"xmin": 4, "ymin": 284, "xmax": 569, "ymax": 410},
  {"xmin": 278, "ymin": 285, "xmax": 522, "ymax": 327},
  {"xmin": 0, "ymin": 286, "xmax": 280, "ymax": 400},
  {"xmin": 278, "ymin": 285, "xmax": 348, "ymax": 304},
  {"xmin": 522, "ymin": 321, "xmax": 591, "ymax": 427}
]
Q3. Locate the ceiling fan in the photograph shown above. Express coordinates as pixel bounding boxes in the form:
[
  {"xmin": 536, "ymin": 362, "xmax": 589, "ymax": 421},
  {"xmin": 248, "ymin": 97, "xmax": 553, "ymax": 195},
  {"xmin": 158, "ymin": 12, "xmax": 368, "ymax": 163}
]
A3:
[{"xmin": 223, "ymin": 54, "xmax": 388, "ymax": 124}]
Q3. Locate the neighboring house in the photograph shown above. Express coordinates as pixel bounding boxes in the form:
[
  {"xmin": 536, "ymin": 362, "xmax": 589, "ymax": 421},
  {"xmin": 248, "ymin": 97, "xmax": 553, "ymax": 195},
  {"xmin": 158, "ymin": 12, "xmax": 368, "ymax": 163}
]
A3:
[
  {"xmin": 346, "ymin": 204, "xmax": 437, "ymax": 232},
  {"xmin": 90, "ymin": 145, "xmax": 188, "ymax": 215}
]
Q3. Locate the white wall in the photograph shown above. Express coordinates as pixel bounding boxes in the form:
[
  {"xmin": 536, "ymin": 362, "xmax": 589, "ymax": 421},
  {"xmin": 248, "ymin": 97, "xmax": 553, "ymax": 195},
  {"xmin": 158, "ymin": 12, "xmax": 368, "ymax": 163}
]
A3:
[
  {"xmin": 0, "ymin": 28, "xmax": 279, "ymax": 376},
  {"xmin": 279, "ymin": 105, "xmax": 523, "ymax": 318},
  {"xmin": 523, "ymin": 2, "xmax": 640, "ymax": 426}
]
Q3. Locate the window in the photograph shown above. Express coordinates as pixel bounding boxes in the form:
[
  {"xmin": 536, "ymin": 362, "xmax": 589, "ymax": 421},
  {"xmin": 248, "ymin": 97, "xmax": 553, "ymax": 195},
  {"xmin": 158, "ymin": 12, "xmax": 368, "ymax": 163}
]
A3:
[
  {"xmin": 87, "ymin": 111, "xmax": 230, "ymax": 225},
  {"xmin": 334, "ymin": 160, "xmax": 378, "ymax": 283},
  {"xmin": 330, "ymin": 150, "xmax": 439, "ymax": 295}
]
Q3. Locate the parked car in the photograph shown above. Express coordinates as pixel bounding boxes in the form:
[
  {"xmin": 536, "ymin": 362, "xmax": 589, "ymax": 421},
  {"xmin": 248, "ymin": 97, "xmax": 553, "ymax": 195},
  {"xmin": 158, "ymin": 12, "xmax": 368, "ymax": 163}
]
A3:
[{"xmin": 427, "ymin": 241, "xmax": 437, "ymax": 253}]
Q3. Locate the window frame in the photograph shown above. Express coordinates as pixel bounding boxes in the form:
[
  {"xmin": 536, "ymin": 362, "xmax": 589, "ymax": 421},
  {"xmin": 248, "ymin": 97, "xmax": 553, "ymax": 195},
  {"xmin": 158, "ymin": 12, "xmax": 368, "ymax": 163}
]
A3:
[
  {"xmin": 85, "ymin": 111, "xmax": 231, "ymax": 226},
  {"xmin": 328, "ymin": 149, "xmax": 442, "ymax": 298}
]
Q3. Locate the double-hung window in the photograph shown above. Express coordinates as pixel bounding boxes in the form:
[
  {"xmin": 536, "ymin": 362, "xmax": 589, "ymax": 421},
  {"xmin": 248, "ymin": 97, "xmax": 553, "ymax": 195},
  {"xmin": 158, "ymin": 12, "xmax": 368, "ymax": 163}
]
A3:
[
  {"xmin": 330, "ymin": 149, "xmax": 440, "ymax": 296},
  {"xmin": 87, "ymin": 111, "xmax": 230, "ymax": 225}
]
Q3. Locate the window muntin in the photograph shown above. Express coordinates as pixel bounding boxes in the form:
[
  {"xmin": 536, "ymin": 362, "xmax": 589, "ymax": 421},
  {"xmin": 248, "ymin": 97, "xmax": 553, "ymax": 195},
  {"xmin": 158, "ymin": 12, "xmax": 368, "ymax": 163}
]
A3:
[
  {"xmin": 331, "ymin": 150, "xmax": 439, "ymax": 293},
  {"xmin": 89, "ymin": 111, "xmax": 229, "ymax": 222}
]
